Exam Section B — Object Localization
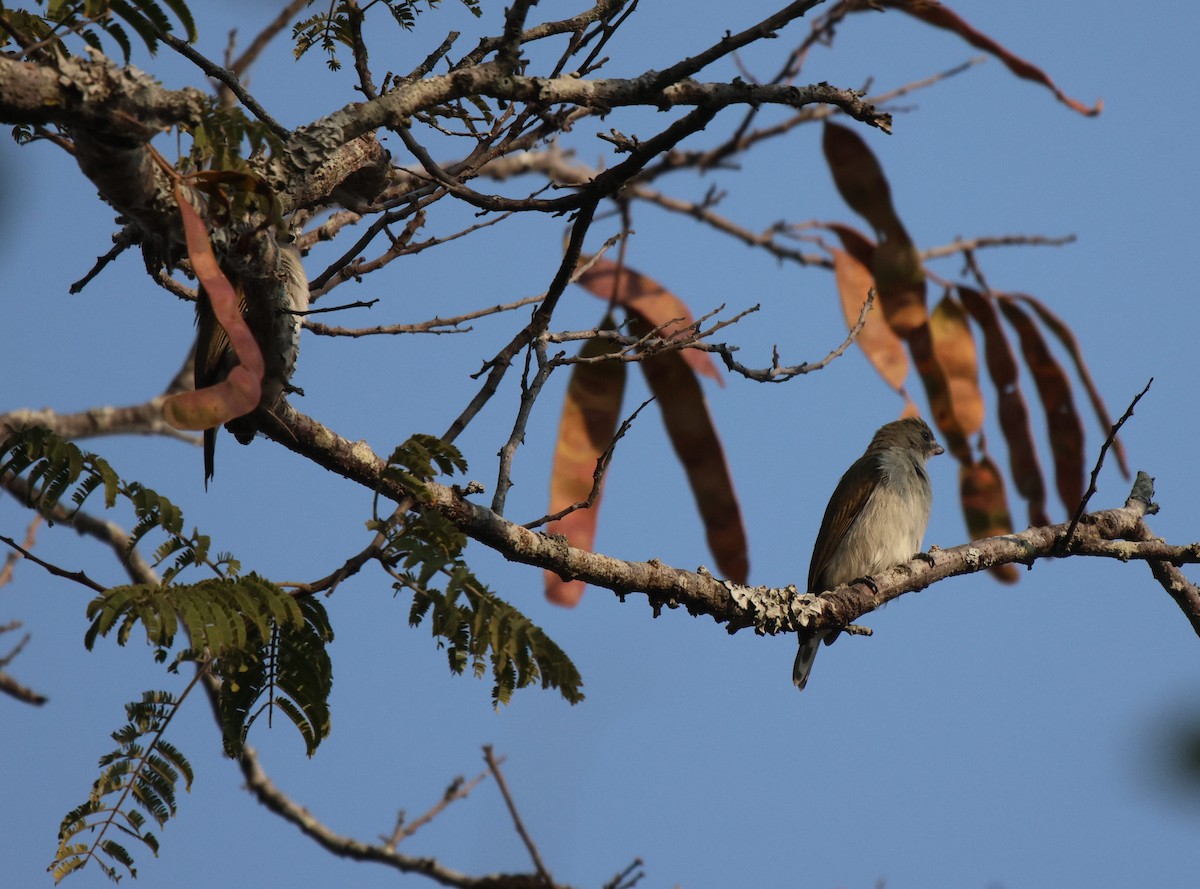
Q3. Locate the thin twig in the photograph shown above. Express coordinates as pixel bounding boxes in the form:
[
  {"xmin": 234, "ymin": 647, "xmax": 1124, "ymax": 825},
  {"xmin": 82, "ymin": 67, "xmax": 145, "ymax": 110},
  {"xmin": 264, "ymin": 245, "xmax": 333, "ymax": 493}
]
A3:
[
  {"xmin": 383, "ymin": 763, "xmax": 496, "ymax": 849},
  {"xmin": 0, "ymin": 518, "xmax": 48, "ymax": 704},
  {"xmin": 483, "ymin": 745, "xmax": 552, "ymax": 884},
  {"xmin": 525, "ymin": 397, "xmax": 656, "ymax": 530},
  {"xmin": 0, "ymin": 667, "xmax": 48, "ymax": 705},
  {"xmin": 227, "ymin": 0, "xmax": 309, "ymax": 79},
  {"xmin": 704, "ymin": 289, "xmax": 873, "ymax": 382},
  {"xmin": 0, "ymin": 515, "xmax": 40, "ymax": 589},
  {"xmin": 922, "ymin": 233, "xmax": 1076, "ymax": 263},
  {"xmin": 492, "ymin": 338, "xmax": 555, "ymax": 515},
  {"xmin": 0, "ymin": 533, "xmax": 106, "ymax": 592},
  {"xmin": 1060, "ymin": 378, "xmax": 1153, "ymax": 551},
  {"xmin": 306, "ymin": 293, "xmax": 543, "ymax": 337},
  {"xmin": 69, "ymin": 227, "xmax": 138, "ymax": 293},
  {"xmin": 602, "ymin": 858, "xmax": 647, "ymax": 889},
  {"xmin": 440, "ymin": 197, "xmax": 601, "ymax": 445},
  {"xmin": 157, "ymin": 31, "xmax": 288, "ymax": 138}
]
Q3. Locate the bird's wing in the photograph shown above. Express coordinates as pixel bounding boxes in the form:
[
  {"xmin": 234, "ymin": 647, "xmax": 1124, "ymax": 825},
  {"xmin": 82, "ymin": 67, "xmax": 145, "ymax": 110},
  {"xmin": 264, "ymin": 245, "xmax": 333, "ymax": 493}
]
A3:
[{"xmin": 807, "ymin": 453, "xmax": 877, "ymax": 593}]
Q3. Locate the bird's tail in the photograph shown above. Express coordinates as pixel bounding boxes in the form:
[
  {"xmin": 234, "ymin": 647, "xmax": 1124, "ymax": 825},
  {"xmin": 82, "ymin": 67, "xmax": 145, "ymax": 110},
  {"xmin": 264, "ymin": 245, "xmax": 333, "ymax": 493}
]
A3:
[{"xmin": 793, "ymin": 633, "xmax": 823, "ymax": 691}]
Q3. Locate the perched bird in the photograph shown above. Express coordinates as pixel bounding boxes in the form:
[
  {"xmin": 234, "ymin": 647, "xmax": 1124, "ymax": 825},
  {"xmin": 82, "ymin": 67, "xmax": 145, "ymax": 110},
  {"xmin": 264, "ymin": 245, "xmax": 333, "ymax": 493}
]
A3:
[
  {"xmin": 793, "ymin": 416, "xmax": 944, "ymax": 690},
  {"xmin": 195, "ymin": 236, "xmax": 309, "ymax": 485}
]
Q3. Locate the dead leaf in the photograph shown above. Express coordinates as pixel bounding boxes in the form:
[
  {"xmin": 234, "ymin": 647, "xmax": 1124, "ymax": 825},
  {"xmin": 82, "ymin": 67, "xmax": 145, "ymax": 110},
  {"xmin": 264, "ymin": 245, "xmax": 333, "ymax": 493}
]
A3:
[
  {"xmin": 883, "ymin": 0, "xmax": 1101, "ymax": 116},
  {"xmin": 1013, "ymin": 293, "xmax": 1128, "ymax": 478},
  {"xmin": 908, "ymin": 321, "xmax": 969, "ymax": 463},
  {"xmin": 576, "ymin": 257, "xmax": 722, "ymax": 385},
  {"xmin": 545, "ymin": 319, "xmax": 628, "ymax": 607},
  {"xmin": 930, "ymin": 293, "xmax": 985, "ymax": 435},
  {"xmin": 827, "ymin": 225, "xmax": 909, "ymax": 393},
  {"xmin": 958, "ymin": 286, "xmax": 1050, "ymax": 527},
  {"xmin": 998, "ymin": 295, "xmax": 1085, "ymax": 512},
  {"xmin": 631, "ymin": 317, "xmax": 748, "ymax": 584},
  {"xmin": 959, "ymin": 455, "xmax": 1019, "ymax": 582},
  {"xmin": 823, "ymin": 123, "xmax": 927, "ymax": 335},
  {"xmin": 163, "ymin": 186, "xmax": 264, "ymax": 431}
]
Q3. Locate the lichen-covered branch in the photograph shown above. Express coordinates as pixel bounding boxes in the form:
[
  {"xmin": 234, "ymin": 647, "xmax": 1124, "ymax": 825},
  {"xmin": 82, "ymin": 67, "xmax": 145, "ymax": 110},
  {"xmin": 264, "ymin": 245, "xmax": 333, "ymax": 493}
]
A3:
[{"xmin": 255, "ymin": 406, "xmax": 1200, "ymax": 639}]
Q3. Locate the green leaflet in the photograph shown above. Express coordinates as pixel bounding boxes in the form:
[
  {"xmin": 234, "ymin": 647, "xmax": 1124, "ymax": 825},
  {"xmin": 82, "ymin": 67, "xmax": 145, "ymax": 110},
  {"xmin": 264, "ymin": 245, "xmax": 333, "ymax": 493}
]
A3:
[
  {"xmin": 83, "ymin": 574, "xmax": 334, "ymax": 756},
  {"xmin": 217, "ymin": 595, "xmax": 335, "ymax": 757},
  {"xmin": 380, "ymin": 436, "xmax": 584, "ymax": 706},
  {"xmin": 49, "ymin": 691, "xmax": 194, "ymax": 884},
  {"xmin": 16, "ymin": 0, "xmax": 198, "ymax": 61},
  {"xmin": 0, "ymin": 427, "xmax": 224, "ymax": 582},
  {"xmin": 4, "ymin": 428, "xmax": 336, "ymax": 881},
  {"xmin": 292, "ymin": 0, "xmax": 480, "ymax": 71}
]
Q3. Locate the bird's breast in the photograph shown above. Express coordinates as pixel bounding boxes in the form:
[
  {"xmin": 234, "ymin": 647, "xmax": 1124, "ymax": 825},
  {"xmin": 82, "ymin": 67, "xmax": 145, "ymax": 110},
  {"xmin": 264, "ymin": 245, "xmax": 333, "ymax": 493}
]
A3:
[{"xmin": 817, "ymin": 474, "xmax": 932, "ymax": 589}]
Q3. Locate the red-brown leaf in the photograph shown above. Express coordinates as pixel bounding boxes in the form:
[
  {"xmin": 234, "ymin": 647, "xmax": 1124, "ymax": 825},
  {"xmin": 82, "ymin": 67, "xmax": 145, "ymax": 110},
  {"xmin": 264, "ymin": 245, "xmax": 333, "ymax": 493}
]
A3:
[
  {"xmin": 997, "ymin": 295, "xmax": 1085, "ymax": 512},
  {"xmin": 930, "ymin": 293, "xmax": 985, "ymax": 436},
  {"xmin": 575, "ymin": 257, "xmax": 722, "ymax": 385},
  {"xmin": 872, "ymin": 236, "xmax": 928, "ymax": 338},
  {"xmin": 959, "ymin": 455, "xmax": 1019, "ymax": 583},
  {"xmin": 823, "ymin": 122, "xmax": 905, "ymax": 238},
  {"xmin": 631, "ymin": 317, "xmax": 748, "ymax": 584},
  {"xmin": 828, "ymin": 226, "xmax": 909, "ymax": 393},
  {"xmin": 1013, "ymin": 293, "xmax": 1129, "ymax": 479},
  {"xmin": 163, "ymin": 187, "xmax": 264, "ymax": 431},
  {"xmin": 544, "ymin": 322, "xmax": 628, "ymax": 607},
  {"xmin": 958, "ymin": 286, "xmax": 1050, "ymax": 527},
  {"xmin": 823, "ymin": 123, "xmax": 927, "ymax": 336},
  {"xmin": 882, "ymin": 0, "xmax": 1101, "ymax": 116}
]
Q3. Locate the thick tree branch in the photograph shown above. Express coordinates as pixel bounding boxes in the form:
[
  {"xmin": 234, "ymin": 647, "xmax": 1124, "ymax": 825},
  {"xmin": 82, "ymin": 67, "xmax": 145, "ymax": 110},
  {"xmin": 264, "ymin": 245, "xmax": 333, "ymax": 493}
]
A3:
[
  {"xmin": 254, "ymin": 406, "xmax": 1200, "ymax": 639},
  {"xmin": 1, "ymin": 400, "xmax": 195, "ymax": 443}
]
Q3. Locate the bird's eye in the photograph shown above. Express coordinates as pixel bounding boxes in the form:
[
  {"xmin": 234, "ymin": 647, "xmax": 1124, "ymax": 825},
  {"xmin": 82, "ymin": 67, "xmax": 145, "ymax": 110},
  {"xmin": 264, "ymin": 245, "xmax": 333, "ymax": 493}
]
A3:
[{"xmin": 922, "ymin": 430, "xmax": 931, "ymax": 442}]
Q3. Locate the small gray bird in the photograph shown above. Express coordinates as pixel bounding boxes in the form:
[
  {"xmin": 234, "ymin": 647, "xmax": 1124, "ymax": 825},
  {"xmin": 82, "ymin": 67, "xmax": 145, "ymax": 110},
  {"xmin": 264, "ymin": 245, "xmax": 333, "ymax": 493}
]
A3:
[{"xmin": 793, "ymin": 416, "xmax": 944, "ymax": 690}]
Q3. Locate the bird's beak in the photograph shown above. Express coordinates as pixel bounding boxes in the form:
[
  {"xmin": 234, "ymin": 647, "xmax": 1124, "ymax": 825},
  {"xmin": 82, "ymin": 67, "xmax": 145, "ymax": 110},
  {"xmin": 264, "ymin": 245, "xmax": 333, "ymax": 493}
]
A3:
[{"xmin": 932, "ymin": 442, "xmax": 945, "ymax": 457}]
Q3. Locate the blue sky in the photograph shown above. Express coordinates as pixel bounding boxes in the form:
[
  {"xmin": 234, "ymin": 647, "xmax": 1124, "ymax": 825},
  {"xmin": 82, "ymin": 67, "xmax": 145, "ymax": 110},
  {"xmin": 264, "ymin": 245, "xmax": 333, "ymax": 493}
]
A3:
[{"xmin": 3, "ymin": 2, "xmax": 1200, "ymax": 888}]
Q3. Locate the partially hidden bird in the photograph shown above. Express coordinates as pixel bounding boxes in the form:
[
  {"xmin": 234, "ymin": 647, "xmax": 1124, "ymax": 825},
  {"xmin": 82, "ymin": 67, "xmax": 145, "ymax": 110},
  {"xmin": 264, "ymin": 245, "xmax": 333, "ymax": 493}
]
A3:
[
  {"xmin": 793, "ymin": 416, "xmax": 944, "ymax": 691},
  {"xmin": 195, "ymin": 235, "xmax": 309, "ymax": 486}
]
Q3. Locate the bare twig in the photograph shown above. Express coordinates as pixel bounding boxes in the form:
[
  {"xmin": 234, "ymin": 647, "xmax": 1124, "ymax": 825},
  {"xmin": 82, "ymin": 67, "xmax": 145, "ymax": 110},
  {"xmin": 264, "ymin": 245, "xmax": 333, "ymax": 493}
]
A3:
[
  {"xmin": 157, "ymin": 31, "xmax": 288, "ymax": 138},
  {"xmin": 524, "ymin": 397, "xmax": 655, "ymax": 530},
  {"xmin": 483, "ymin": 745, "xmax": 552, "ymax": 884},
  {"xmin": 226, "ymin": 0, "xmax": 309, "ymax": 79},
  {"xmin": 441, "ymin": 197, "xmax": 601, "ymax": 445},
  {"xmin": 492, "ymin": 336, "xmax": 556, "ymax": 515},
  {"xmin": 0, "ymin": 515, "xmax": 40, "ymax": 589},
  {"xmin": 921, "ymin": 232, "xmax": 1077, "ymax": 263},
  {"xmin": 237, "ymin": 744, "xmax": 495, "ymax": 886},
  {"xmin": 0, "ymin": 518, "xmax": 48, "ymax": 705},
  {"xmin": 602, "ymin": 858, "xmax": 646, "ymax": 889},
  {"xmin": 0, "ymin": 666, "xmax": 48, "ymax": 705},
  {"xmin": 69, "ymin": 226, "xmax": 138, "ymax": 293},
  {"xmin": 1060, "ymin": 378, "xmax": 1152, "ymax": 551},
  {"xmin": 384, "ymin": 764, "xmax": 496, "ymax": 849},
  {"xmin": 306, "ymin": 293, "xmax": 543, "ymax": 338},
  {"xmin": 704, "ymin": 289, "xmax": 874, "ymax": 382},
  {"xmin": 0, "ymin": 532, "xmax": 106, "ymax": 592}
]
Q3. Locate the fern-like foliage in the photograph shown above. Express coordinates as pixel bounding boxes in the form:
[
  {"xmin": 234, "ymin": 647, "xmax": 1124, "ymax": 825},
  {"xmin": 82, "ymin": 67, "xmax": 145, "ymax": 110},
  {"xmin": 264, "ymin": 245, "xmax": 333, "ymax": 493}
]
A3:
[
  {"xmin": 85, "ymin": 575, "xmax": 334, "ymax": 754},
  {"xmin": 50, "ymin": 690, "xmax": 195, "ymax": 884},
  {"xmin": 292, "ymin": 0, "xmax": 480, "ymax": 70},
  {"xmin": 3, "ymin": 427, "xmax": 337, "ymax": 879},
  {"xmin": 0, "ymin": 427, "xmax": 228, "ymax": 581},
  {"xmin": 216, "ymin": 593, "xmax": 334, "ymax": 756},
  {"xmin": 381, "ymin": 432, "xmax": 469, "ymax": 505},
  {"xmin": 1, "ymin": 0, "xmax": 198, "ymax": 62},
  {"xmin": 379, "ymin": 436, "xmax": 584, "ymax": 706}
]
